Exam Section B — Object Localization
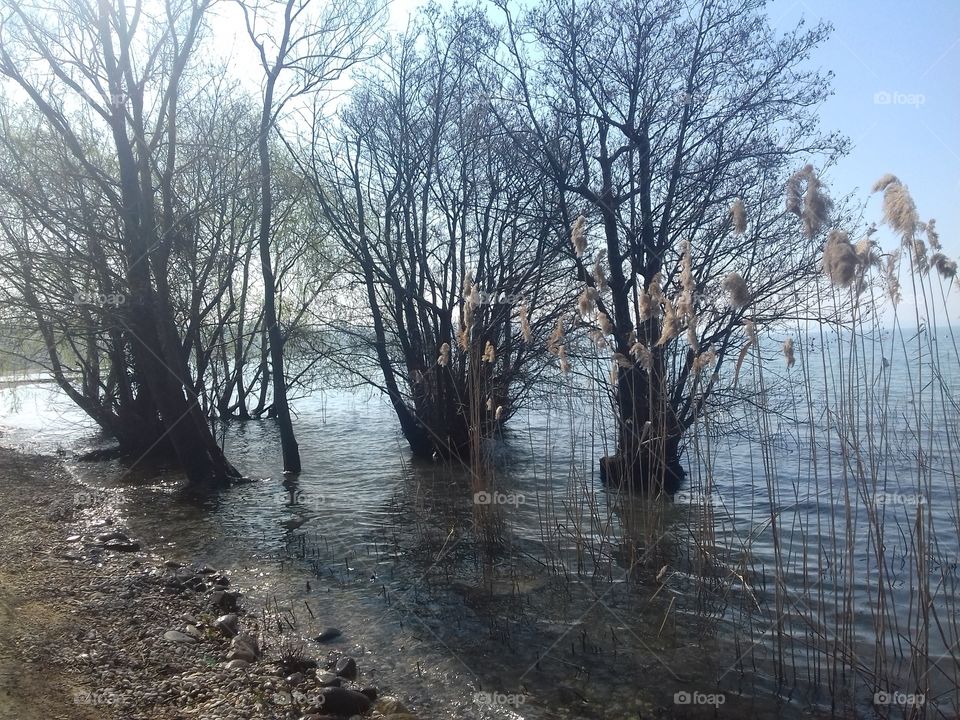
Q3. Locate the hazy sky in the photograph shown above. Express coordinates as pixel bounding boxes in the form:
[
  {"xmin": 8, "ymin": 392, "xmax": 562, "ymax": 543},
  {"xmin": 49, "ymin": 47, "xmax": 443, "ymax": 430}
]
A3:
[{"xmin": 170, "ymin": 0, "xmax": 960, "ymax": 322}]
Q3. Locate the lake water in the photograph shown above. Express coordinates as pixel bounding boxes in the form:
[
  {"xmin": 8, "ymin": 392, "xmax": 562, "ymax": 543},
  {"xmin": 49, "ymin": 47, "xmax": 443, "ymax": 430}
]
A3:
[{"xmin": 0, "ymin": 326, "xmax": 957, "ymax": 718}]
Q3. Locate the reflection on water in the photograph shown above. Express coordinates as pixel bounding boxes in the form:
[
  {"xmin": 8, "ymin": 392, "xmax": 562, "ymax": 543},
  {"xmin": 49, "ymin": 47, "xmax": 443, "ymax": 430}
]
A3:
[{"xmin": 1, "ymin": 332, "xmax": 958, "ymax": 718}]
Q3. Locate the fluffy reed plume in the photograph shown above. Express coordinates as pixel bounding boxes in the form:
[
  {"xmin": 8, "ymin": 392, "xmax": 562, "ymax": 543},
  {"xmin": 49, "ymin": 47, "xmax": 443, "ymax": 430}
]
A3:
[
  {"xmin": 822, "ymin": 229, "xmax": 859, "ymax": 286},
  {"xmin": 691, "ymin": 348, "xmax": 716, "ymax": 374},
  {"xmin": 482, "ymin": 341, "xmax": 496, "ymax": 363},
  {"xmin": 873, "ymin": 174, "xmax": 919, "ymax": 239},
  {"xmin": 547, "ymin": 318, "xmax": 565, "ymax": 354},
  {"xmin": 925, "ymin": 218, "xmax": 941, "ymax": 250},
  {"xmin": 638, "ymin": 287, "xmax": 653, "ymax": 321},
  {"xmin": 884, "ymin": 252, "xmax": 901, "ymax": 305},
  {"xmin": 578, "ymin": 287, "xmax": 598, "ymax": 318},
  {"xmin": 783, "ymin": 338, "xmax": 795, "ymax": 369},
  {"xmin": 786, "ymin": 164, "xmax": 832, "ymax": 238},
  {"xmin": 571, "ymin": 215, "xmax": 587, "ymax": 257},
  {"xmin": 486, "ymin": 397, "xmax": 493, "ymax": 411},
  {"xmin": 457, "ymin": 326, "xmax": 470, "ymax": 352},
  {"xmin": 558, "ymin": 345, "xmax": 571, "ymax": 374},
  {"xmin": 913, "ymin": 238, "xmax": 928, "ymax": 268},
  {"xmin": 871, "ymin": 173, "xmax": 899, "ymax": 193},
  {"xmin": 686, "ymin": 321, "xmax": 699, "ymax": 353},
  {"xmin": 855, "ymin": 237, "xmax": 881, "ymax": 269},
  {"xmin": 723, "ymin": 272, "xmax": 751, "ymax": 309},
  {"xmin": 676, "ymin": 241, "xmax": 696, "ymax": 319},
  {"xmin": 785, "ymin": 168, "xmax": 803, "ymax": 216},
  {"xmin": 730, "ymin": 198, "xmax": 747, "ymax": 235},
  {"xmin": 648, "ymin": 273, "xmax": 664, "ymax": 303},
  {"xmin": 518, "ymin": 304, "xmax": 532, "ymax": 343},
  {"xmin": 656, "ymin": 298, "xmax": 679, "ymax": 346},
  {"xmin": 589, "ymin": 328, "xmax": 609, "ymax": 349},
  {"xmin": 930, "ymin": 252, "xmax": 958, "ymax": 281},
  {"xmin": 609, "ymin": 362, "xmax": 619, "ymax": 386},
  {"xmin": 437, "ymin": 342, "xmax": 450, "ymax": 367},
  {"xmin": 593, "ymin": 249, "xmax": 608, "ymax": 290},
  {"xmin": 612, "ymin": 352, "xmax": 633, "ymax": 369},
  {"xmin": 631, "ymin": 341, "xmax": 654, "ymax": 373},
  {"xmin": 597, "ymin": 312, "xmax": 614, "ymax": 335},
  {"xmin": 495, "ymin": 405, "xmax": 503, "ymax": 421},
  {"xmin": 733, "ymin": 331, "xmax": 754, "ymax": 387}
]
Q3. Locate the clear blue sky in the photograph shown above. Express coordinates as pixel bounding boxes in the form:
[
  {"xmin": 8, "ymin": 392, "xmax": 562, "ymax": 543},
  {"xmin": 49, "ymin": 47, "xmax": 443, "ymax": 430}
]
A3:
[{"xmin": 771, "ymin": 0, "xmax": 959, "ymax": 319}]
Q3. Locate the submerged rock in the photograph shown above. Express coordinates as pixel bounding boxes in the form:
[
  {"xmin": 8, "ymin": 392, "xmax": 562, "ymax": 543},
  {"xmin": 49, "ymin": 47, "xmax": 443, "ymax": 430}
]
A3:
[
  {"xmin": 334, "ymin": 655, "xmax": 357, "ymax": 680},
  {"xmin": 314, "ymin": 627, "xmax": 342, "ymax": 643}
]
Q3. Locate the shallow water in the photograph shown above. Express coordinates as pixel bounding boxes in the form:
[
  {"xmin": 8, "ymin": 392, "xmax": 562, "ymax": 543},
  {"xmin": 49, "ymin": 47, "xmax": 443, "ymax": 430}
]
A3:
[{"xmin": 1, "ymin": 328, "xmax": 958, "ymax": 718}]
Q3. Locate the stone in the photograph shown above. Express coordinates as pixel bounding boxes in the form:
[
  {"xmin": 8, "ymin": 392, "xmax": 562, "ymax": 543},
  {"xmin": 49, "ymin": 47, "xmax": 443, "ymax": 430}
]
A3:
[
  {"xmin": 231, "ymin": 633, "xmax": 260, "ymax": 658},
  {"xmin": 314, "ymin": 627, "xmax": 342, "ymax": 643},
  {"xmin": 316, "ymin": 671, "xmax": 340, "ymax": 686},
  {"xmin": 285, "ymin": 672, "xmax": 304, "ymax": 685},
  {"xmin": 335, "ymin": 656, "xmax": 357, "ymax": 680},
  {"xmin": 211, "ymin": 589, "xmax": 240, "ymax": 611},
  {"xmin": 375, "ymin": 697, "xmax": 408, "ymax": 714},
  {"xmin": 215, "ymin": 614, "xmax": 239, "ymax": 637},
  {"xmin": 163, "ymin": 630, "xmax": 197, "ymax": 644},
  {"xmin": 102, "ymin": 540, "xmax": 141, "ymax": 552},
  {"xmin": 227, "ymin": 646, "xmax": 256, "ymax": 663},
  {"xmin": 97, "ymin": 531, "xmax": 128, "ymax": 543},
  {"xmin": 226, "ymin": 659, "xmax": 250, "ymax": 670},
  {"xmin": 360, "ymin": 686, "xmax": 378, "ymax": 701},
  {"xmin": 184, "ymin": 624, "xmax": 203, "ymax": 639},
  {"xmin": 310, "ymin": 687, "xmax": 371, "ymax": 716}
]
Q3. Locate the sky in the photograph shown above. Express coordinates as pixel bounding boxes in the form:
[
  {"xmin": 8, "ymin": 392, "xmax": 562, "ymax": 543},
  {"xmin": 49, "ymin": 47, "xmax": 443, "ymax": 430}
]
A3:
[
  {"xmin": 378, "ymin": 0, "xmax": 960, "ymax": 322},
  {"xmin": 770, "ymin": 0, "xmax": 960, "ymax": 320}
]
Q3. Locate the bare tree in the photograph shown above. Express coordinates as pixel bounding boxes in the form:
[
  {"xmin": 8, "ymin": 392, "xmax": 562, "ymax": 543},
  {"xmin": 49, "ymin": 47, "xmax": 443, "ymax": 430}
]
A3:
[
  {"xmin": 0, "ymin": 0, "xmax": 241, "ymax": 484},
  {"xmin": 490, "ymin": 0, "xmax": 847, "ymax": 490},
  {"xmin": 237, "ymin": 0, "xmax": 383, "ymax": 473},
  {"xmin": 295, "ymin": 6, "xmax": 571, "ymax": 460}
]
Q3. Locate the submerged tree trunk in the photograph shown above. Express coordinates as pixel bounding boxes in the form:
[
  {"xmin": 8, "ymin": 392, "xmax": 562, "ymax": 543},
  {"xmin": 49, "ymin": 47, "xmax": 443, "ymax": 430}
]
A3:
[{"xmin": 254, "ymin": 69, "xmax": 301, "ymax": 474}]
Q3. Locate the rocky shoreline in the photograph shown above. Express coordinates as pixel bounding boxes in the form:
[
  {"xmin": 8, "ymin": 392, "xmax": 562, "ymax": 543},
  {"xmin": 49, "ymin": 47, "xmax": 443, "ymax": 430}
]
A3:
[{"xmin": 0, "ymin": 448, "xmax": 417, "ymax": 720}]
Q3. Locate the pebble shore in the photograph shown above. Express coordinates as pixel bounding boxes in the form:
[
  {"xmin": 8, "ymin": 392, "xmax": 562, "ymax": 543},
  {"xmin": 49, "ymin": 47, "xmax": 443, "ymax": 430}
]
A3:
[{"xmin": 0, "ymin": 449, "xmax": 419, "ymax": 720}]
